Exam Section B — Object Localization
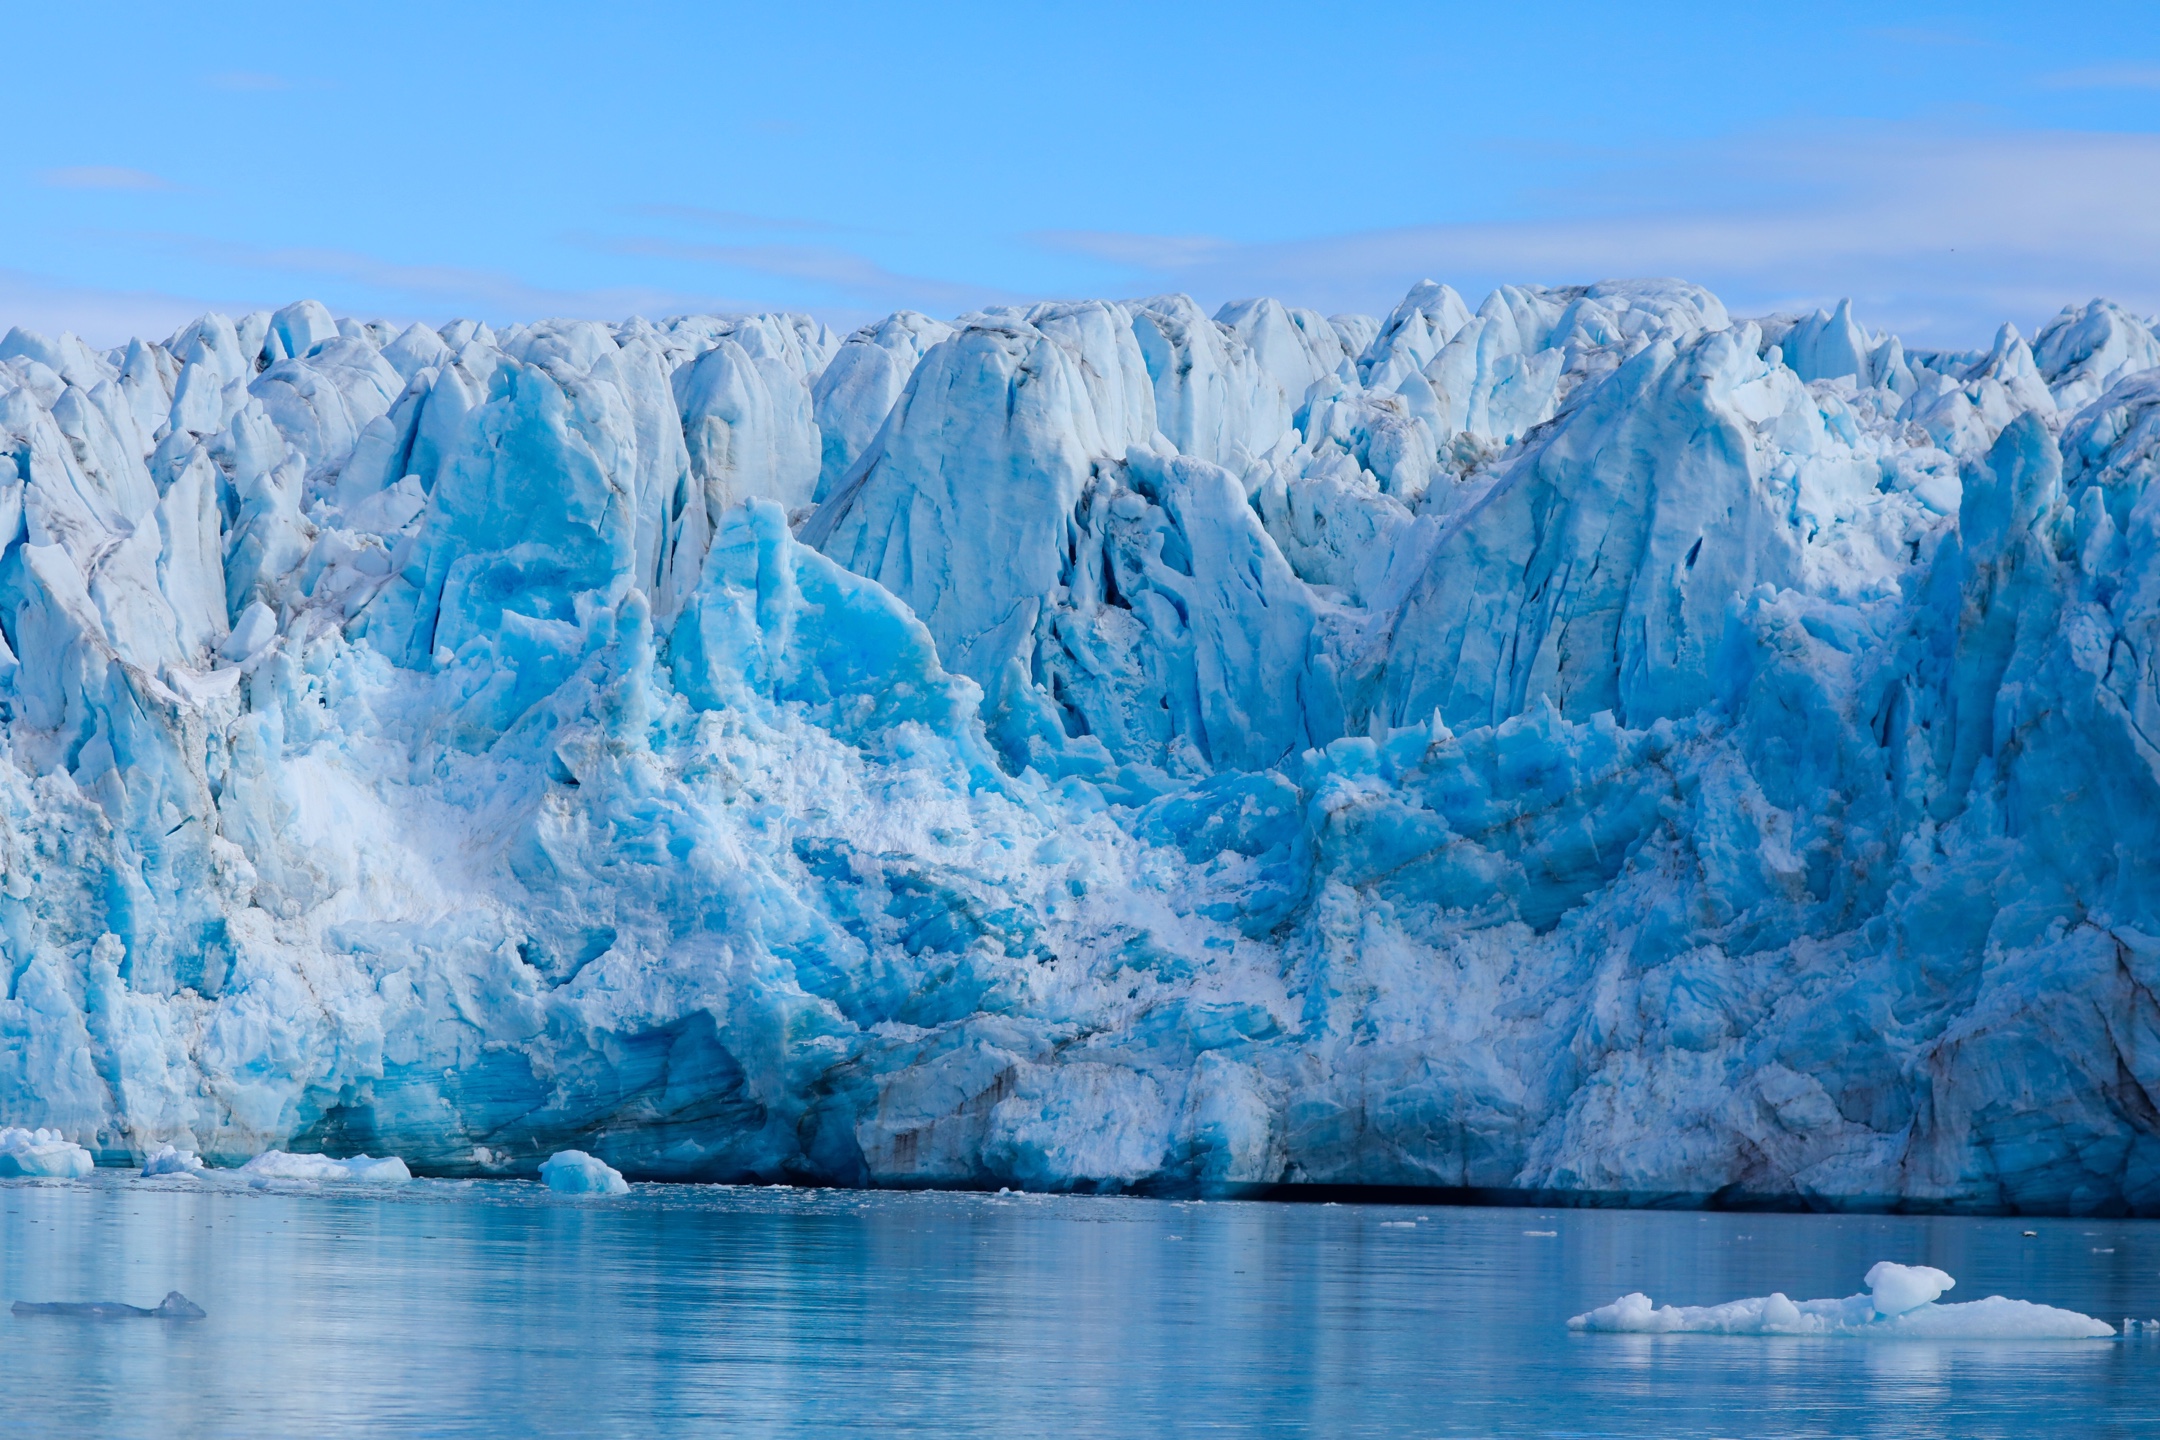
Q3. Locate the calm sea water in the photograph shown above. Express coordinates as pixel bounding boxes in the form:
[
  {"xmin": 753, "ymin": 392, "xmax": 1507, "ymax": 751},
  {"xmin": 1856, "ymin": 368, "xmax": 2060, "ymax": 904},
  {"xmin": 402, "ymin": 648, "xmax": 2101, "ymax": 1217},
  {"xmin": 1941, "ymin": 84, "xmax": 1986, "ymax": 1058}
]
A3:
[{"xmin": 1, "ymin": 1173, "xmax": 2155, "ymax": 1437}]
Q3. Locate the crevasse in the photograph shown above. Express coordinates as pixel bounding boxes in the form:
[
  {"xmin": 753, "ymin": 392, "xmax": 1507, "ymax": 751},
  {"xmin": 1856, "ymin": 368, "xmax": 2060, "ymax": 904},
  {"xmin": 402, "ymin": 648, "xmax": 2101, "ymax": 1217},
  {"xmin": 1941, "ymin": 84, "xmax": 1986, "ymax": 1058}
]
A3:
[{"xmin": 0, "ymin": 281, "xmax": 2156, "ymax": 1210}]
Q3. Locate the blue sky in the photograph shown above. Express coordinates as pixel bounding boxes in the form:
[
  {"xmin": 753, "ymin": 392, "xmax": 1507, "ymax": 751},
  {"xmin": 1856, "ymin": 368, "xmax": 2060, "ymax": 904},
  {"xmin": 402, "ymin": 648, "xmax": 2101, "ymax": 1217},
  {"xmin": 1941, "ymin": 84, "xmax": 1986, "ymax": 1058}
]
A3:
[{"xmin": 3, "ymin": 1, "xmax": 2157, "ymax": 346}]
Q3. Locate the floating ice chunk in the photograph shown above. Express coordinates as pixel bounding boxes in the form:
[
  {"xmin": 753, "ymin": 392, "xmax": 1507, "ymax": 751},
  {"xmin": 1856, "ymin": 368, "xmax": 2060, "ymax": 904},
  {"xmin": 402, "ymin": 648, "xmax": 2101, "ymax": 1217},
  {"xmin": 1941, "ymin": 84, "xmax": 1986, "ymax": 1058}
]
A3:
[
  {"xmin": 1569, "ymin": 1264, "xmax": 2112, "ymax": 1338},
  {"xmin": 139, "ymin": 1145, "xmax": 204, "ymax": 1178},
  {"xmin": 540, "ymin": 1150, "xmax": 629, "ymax": 1195},
  {"xmin": 1866, "ymin": 1260, "xmax": 1953, "ymax": 1316},
  {"xmin": 239, "ymin": 1151, "xmax": 411, "ymax": 1184},
  {"xmin": 13, "ymin": 1290, "xmax": 205, "ymax": 1320},
  {"xmin": 0, "ymin": 1127, "xmax": 94, "ymax": 1179}
]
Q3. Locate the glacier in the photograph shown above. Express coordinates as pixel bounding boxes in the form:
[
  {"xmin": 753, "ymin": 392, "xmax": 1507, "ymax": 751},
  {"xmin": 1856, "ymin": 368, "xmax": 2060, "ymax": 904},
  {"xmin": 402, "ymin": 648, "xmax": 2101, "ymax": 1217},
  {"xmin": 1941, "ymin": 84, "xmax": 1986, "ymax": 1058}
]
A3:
[{"xmin": 0, "ymin": 277, "xmax": 2156, "ymax": 1212}]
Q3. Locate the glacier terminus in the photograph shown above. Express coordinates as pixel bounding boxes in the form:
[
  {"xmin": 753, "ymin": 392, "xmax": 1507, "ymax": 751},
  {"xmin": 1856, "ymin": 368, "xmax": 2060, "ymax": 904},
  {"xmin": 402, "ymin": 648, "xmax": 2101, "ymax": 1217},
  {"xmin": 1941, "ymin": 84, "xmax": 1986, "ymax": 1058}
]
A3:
[{"xmin": 1, "ymin": 278, "xmax": 2157, "ymax": 1213}]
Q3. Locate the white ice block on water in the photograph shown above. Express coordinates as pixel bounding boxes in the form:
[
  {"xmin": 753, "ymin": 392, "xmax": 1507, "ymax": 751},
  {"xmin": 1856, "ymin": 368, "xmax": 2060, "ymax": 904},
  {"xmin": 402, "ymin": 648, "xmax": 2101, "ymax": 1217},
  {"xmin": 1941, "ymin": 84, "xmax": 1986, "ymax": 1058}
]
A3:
[
  {"xmin": 1865, "ymin": 1260, "xmax": 1953, "ymax": 1316},
  {"xmin": 240, "ymin": 1151, "xmax": 412, "ymax": 1184},
  {"xmin": 0, "ymin": 1128, "xmax": 94, "ymax": 1178},
  {"xmin": 140, "ymin": 1144, "xmax": 205, "ymax": 1177},
  {"xmin": 1569, "ymin": 1263, "xmax": 2114, "ymax": 1338},
  {"xmin": 540, "ymin": 1150, "xmax": 630, "ymax": 1195}
]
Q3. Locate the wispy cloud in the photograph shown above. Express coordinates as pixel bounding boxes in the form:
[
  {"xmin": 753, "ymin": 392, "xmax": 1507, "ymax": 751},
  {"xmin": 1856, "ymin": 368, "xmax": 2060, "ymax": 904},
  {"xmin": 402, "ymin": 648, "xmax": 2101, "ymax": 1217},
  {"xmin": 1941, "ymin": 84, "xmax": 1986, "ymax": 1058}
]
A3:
[
  {"xmin": 1041, "ymin": 125, "xmax": 2160, "ymax": 345},
  {"xmin": 623, "ymin": 204, "xmax": 851, "ymax": 235},
  {"xmin": 173, "ymin": 238, "xmax": 765, "ymax": 322},
  {"xmin": 23, "ymin": 122, "xmax": 2157, "ymax": 352},
  {"xmin": 1862, "ymin": 26, "xmax": 1992, "ymax": 49},
  {"xmin": 0, "ymin": 267, "xmax": 230, "ymax": 347},
  {"xmin": 588, "ymin": 234, "xmax": 1011, "ymax": 311},
  {"xmin": 39, "ymin": 166, "xmax": 177, "ymax": 193},
  {"xmin": 2038, "ymin": 63, "xmax": 2160, "ymax": 90},
  {"xmin": 206, "ymin": 71, "xmax": 291, "ymax": 92},
  {"xmin": 1031, "ymin": 231, "xmax": 1237, "ymax": 271}
]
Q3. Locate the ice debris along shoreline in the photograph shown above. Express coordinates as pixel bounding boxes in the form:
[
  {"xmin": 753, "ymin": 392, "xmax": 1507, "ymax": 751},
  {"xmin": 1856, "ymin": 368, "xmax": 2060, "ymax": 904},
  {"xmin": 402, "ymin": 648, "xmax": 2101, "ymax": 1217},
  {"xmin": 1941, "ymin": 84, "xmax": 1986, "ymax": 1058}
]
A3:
[
  {"xmin": 1570, "ymin": 1262, "xmax": 2113, "ymax": 1338},
  {"xmin": 127, "ymin": 1143, "xmax": 617, "ymax": 1189},
  {"xmin": 0, "ymin": 281, "xmax": 2156, "ymax": 1208}
]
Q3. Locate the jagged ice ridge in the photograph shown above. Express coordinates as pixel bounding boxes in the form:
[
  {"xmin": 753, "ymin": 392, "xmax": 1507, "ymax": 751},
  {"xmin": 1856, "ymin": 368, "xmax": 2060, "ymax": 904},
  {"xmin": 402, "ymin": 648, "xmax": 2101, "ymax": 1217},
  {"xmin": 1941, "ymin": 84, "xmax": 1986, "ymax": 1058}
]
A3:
[{"xmin": 0, "ymin": 279, "xmax": 2157, "ymax": 1210}]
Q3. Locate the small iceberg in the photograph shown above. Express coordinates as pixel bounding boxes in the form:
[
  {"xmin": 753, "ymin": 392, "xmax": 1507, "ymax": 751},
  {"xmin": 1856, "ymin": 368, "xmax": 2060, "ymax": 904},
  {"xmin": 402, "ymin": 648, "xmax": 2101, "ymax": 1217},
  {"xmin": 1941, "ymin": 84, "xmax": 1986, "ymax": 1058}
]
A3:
[
  {"xmin": 140, "ymin": 1145, "xmax": 205, "ymax": 1178},
  {"xmin": 0, "ymin": 1128, "xmax": 94, "ymax": 1179},
  {"xmin": 13, "ymin": 1291, "xmax": 205, "ymax": 1320},
  {"xmin": 1569, "ymin": 1261, "xmax": 2114, "ymax": 1338},
  {"xmin": 239, "ymin": 1151, "xmax": 412, "ymax": 1184},
  {"xmin": 540, "ymin": 1150, "xmax": 629, "ymax": 1195}
]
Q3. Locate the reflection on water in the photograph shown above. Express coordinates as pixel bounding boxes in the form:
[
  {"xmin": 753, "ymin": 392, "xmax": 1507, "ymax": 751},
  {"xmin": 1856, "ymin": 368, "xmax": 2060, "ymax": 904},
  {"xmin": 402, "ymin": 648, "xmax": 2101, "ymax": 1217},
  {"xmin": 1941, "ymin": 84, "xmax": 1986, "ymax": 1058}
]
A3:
[{"xmin": 1, "ymin": 1174, "xmax": 2154, "ymax": 1438}]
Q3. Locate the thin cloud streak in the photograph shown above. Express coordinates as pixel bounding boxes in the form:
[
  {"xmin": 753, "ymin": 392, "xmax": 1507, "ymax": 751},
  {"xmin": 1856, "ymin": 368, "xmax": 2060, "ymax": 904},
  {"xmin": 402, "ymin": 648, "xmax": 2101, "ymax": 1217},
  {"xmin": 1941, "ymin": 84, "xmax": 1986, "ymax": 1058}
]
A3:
[
  {"xmin": 188, "ymin": 239, "xmax": 769, "ymax": 323},
  {"xmin": 40, "ymin": 166, "xmax": 178, "ymax": 192},
  {"xmin": 624, "ymin": 204, "xmax": 853, "ymax": 234},
  {"xmin": 2037, "ymin": 63, "xmax": 2160, "ymax": 90},
  {"xmin": 205, "ymin": 71, "xmax": 292, "ymax": 91},
  {"xmin": 0, "ymin": 268, "xmax": 233, "ymax": 347},
  {"xmin": 19, "ymin": 124, "xmax": 2158, "ymax": 351},
  {"xmin": 591, "ymin": 234, "xmax": 1014, "ymax": 312},
  {"xmin": 14, "ymin": 223, "xmax": 896, "ymax": 344},
  {"xmin": 1861, "ymin": 25, "xmax": 1993, "ymax": 49},
  {"xmin": 1036, "ymin": 126, "xmax": 2160, "ymax": 344},
  {"xmin": 1030, "ymin": 231, "xmax": 1237, "ymax": 271}
]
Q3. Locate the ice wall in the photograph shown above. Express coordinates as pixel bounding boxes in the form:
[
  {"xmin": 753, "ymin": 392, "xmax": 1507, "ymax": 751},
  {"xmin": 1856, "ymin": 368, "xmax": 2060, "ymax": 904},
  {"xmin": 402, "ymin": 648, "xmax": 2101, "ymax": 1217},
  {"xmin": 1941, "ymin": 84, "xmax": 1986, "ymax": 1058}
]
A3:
[{"xmin": 0, "ymin": 282, "xmax": 2157, "ymax": 1212}]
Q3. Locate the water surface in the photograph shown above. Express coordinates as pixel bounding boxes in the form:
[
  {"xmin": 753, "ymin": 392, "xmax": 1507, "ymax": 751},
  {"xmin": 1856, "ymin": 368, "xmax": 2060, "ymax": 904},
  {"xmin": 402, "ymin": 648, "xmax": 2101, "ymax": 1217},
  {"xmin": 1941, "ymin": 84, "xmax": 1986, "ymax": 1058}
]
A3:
[{"xmin": 3, "ymin": 1173, "xmax": 2154, "ymax": 1436}]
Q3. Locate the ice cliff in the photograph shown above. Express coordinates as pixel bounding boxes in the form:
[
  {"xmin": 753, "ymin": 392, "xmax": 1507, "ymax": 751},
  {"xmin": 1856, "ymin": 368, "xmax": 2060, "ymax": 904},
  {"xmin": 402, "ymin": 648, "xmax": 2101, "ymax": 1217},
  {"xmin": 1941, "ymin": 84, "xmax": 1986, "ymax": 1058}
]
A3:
[{"xmin": 1, "ymin": 278, "xmax": 2158, "ymax": 1212}]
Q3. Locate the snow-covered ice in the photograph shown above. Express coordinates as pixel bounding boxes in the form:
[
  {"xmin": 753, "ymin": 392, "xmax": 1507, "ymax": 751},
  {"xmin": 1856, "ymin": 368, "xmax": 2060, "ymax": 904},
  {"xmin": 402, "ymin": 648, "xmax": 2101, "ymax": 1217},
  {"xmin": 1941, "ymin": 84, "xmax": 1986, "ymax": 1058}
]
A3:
[
  {"xmin": 0, "ymin": 1127, "xmax": 93, "ymax": 1178},
  {"xmin": 139, "ymin": 1143, "xmax": 204, "ymax": 1176},
  {"xmin": 540, "ymin": 1149, "xmax": 629, "ymax": 1195},
  {"xmin": 1864, "ymin": 1260, "xmax": 1954, "ymax": 1315},
  {"xmin": 1569, "ymin": 1263, "xmax": 2114, "ymax": 1338},
  {"xmin": 239, "ymin": 1151, "xmax": 412, "ymax": 1184},
  {"xmin": 0, "ymin": 283, "xmax": 2153, "ymax": 1207}
]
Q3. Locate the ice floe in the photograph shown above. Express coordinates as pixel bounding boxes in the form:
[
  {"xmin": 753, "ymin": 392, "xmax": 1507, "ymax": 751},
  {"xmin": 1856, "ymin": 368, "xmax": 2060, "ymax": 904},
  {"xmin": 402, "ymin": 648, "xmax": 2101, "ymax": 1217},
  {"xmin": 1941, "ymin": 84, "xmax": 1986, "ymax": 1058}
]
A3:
[
  {"xmin": 139, "ymin": 1144, "xmax": 205, "ymax": 1177},
  {"xmin": 0, "ymin": 1128, "xmax": 94, "ymax": 1179},
  {"xmin": 1570, "ymin": 1263, "xmax": 2114, "ymax": 1338},
  {"xmin": 12, "ymin": 1291, "xmax": 205, "ymax": 1320},
  {"xmin": 540, "ymin": 1150, "xmax": 629, "ymax": 1195},
  {"xmin": 239, "ymin": 1151, "xmax": 412, "ymax": 1185}
]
